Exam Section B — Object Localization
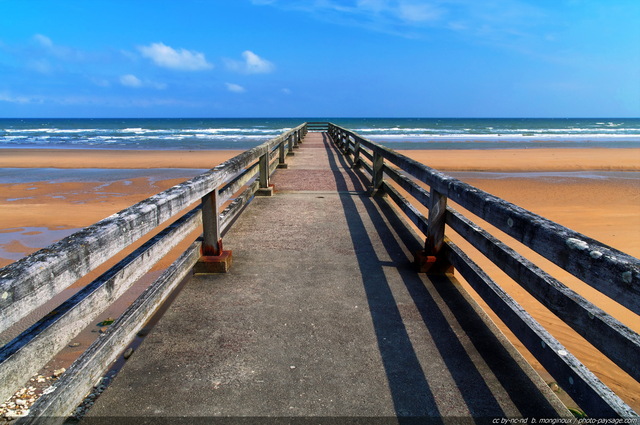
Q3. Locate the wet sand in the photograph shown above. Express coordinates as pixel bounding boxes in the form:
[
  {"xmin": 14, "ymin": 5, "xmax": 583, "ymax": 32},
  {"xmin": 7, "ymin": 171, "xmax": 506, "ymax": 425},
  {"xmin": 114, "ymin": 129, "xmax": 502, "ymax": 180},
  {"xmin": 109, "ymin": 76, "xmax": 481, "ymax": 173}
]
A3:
[
  {"xmin": 1, "ymin": 147, "xmax": 639, "ymax": 410},
  {"xmin": 1, "ymin": 147, "xmax": 639, "ymax": 171}
]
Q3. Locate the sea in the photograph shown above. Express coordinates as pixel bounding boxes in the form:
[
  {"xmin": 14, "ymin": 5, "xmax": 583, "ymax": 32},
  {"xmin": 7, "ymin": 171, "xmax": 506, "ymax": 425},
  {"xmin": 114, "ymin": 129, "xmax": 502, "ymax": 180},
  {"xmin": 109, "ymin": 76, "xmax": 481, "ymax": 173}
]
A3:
[{"xmin": 1, "ymin": 118, "xmax": 639, "ymax": 151}]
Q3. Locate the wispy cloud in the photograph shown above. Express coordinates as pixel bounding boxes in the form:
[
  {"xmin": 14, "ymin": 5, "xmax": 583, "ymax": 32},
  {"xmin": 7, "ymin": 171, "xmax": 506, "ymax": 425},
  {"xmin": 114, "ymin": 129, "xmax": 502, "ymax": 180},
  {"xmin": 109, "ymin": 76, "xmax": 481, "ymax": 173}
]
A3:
[
  {"xmin": 251, "ymin": 0, "xmax": 548, "ymax": 40},
  {"xmin": 225, "ymin": 51, "xmax": 275, "ymax": 74},
  {"xmin": 120, "ymin": 74, "xmax": 167, "ymax": 89},
  {"xmin": 250, "ymin": 0, "xmax": 444, "ymax": 36},
  {"xmin": 0, "ymin": 91, "xmax": 196, "ymax": 108},
  {"xmin": 33, "ymin": 34, "xmax": 53, "ymax": 48},
  {"xmin": 120, "ymin": 74, "xmax": 142, "ymax": 87},
  {"xmin": 138, "ymin": 42, "xmax": 213, "ymax": 71},
  {"xmin": 225, "ymin": 83, "xmax": 246, "ymax": 93},
  {"xmin": 31, "ymin": 33, "xmax": 85, "ymax": 61},
  {"xmin": 0, "ymin": 92, "xmax": 43, "ymax": 104}
]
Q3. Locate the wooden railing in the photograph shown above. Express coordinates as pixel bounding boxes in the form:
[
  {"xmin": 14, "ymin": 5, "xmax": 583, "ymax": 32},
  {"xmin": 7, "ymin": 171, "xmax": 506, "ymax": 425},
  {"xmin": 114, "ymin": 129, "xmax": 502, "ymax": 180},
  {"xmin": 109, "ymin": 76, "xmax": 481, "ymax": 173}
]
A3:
[
  {"xmin": 0, "ymin": 123, "xmax": 307, "ymax": 420},
  {"xmin": 306, "ymin": 121, "xmax": 330, "ymax": 132},
  {"xmin": 328, "ymin": 123, "xmax": 640, "ymax": 418}
]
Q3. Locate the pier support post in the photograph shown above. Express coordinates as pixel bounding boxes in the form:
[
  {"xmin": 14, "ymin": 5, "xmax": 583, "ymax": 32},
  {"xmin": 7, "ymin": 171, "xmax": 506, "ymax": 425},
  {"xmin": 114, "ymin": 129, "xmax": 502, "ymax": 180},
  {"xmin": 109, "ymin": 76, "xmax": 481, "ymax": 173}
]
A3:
[
  {"xmin": 195, "ymin": 188, "xmax": 232, "ymax": 273},
  {"xmin": 415, "ymin": 188, "xmax": 453, "ymax": 274},
  {"xmin": 256, "ymin": 151, "xmax": 274, "ymax": 196},
  {"xmin": 369, "ymin": 151, "xmax": 385, "ymax": 196}
]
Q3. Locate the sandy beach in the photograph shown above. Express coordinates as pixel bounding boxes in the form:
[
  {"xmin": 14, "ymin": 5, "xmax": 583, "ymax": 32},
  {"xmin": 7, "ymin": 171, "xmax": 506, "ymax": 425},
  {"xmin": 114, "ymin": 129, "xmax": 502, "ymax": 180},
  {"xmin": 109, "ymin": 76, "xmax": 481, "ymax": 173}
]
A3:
[
  {"xmin": 1, "ymin": 147, "xmax": 639, "ymax": 171},
  {"xmin": 1, "ymin": 146, "xmax": 639, "ymax": 410}
]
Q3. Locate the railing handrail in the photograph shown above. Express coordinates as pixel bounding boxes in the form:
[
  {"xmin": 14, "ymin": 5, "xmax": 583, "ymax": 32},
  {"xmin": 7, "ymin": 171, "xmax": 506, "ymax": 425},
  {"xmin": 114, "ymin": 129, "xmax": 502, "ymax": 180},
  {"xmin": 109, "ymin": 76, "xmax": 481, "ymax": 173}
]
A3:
[{"xmin": 327, "ymin": 122, "xmax": 639, "ymax": 418}]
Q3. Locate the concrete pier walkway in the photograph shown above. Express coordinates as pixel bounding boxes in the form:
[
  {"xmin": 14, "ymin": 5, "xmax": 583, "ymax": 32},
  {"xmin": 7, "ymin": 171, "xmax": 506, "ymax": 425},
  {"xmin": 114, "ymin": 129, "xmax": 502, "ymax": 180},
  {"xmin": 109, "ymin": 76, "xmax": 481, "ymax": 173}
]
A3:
[{"xmin": 88, "ymin": 133, "xmax": 567, "ymax": 420}]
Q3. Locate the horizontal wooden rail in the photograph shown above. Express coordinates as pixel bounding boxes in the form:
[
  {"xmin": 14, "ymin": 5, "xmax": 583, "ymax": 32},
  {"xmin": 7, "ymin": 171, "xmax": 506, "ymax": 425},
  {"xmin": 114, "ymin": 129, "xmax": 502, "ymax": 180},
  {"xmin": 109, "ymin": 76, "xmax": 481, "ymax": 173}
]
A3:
[
  {"xmin": 24, "ymin": 242, "xmax": 203, "ymax": 422},
  {"xmin": 352, "ymin": 133, "xmax": 639, "ymax": 313},
  {"xmin": 0, "ymin": 123, "xmax": 308, "ymax": 414},
  {"xmin": 0, "ymin": 207, "xmax": 202, "ymax": 403},
  {"xmin": 306, "ymin": 122, "xmax": 329, "ymax": 132},
  {"xmin": 380, "ymin": 163, "xmax": 640, "ymax": 381},
  {"xmin": 327, "ymin": 122, "xmax": 639, "ymax": 418}
]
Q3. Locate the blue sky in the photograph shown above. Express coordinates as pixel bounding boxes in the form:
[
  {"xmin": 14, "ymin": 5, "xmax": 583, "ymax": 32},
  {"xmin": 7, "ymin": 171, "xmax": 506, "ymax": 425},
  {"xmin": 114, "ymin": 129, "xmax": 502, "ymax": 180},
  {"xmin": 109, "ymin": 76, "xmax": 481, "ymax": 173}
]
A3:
[{"xmin": 0, "ymin": 0, "xmax": 638, "ymax": 118}]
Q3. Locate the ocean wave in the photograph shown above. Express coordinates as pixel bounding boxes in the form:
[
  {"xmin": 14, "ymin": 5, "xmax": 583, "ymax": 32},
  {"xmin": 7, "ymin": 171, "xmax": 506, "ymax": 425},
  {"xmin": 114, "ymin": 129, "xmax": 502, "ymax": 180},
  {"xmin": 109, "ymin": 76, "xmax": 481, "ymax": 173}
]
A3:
[
  {"xmin": 4, "ymin": 128, "xmax": 110, "ymax": 134},
  {"xmin": 368, "ymin": 133, "xmax": 640, "ymax": 140},
  {"xmin": 182, "ymin": 128, "xmax": 290, "ymax": 134},
  {"xmin": 354, "ymin": 127, "xmax": 640, "ymax": 135},
  {"xmin": 2, "ymin": 118, "xmax": 639, "ymax": 150}
]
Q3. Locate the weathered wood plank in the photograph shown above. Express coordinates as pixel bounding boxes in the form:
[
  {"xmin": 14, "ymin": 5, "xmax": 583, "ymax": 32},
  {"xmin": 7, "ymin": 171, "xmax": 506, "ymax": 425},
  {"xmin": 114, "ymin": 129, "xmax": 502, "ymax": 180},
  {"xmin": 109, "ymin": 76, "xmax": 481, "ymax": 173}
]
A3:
[
  {"xmin": 0, "ymin": 208, "xmax": 202, "ymax": 403},
  {"xmin": 220, "ymin": 181, "xmax": 259, "ymax": 236},
  {"xmin": 371, "ymin": 152, "xmax": 384, "ymax": 193},
  {"xmin": 446, "ymin": 208, "xmax": 640, "ymax": 381},
  {"xmin": 425, "ymin": 189, "xmax": 447, "ymax": 255},
  {"xmin": 383, "ymin": 183, "xmax": 429, "ymax": 236},
  {"xmin": 259, "ymin": 151, "xmax": 270, "ymax": 189},
  {"xmin": 444, "ymin": 241, "xmax": 636, "ymax": 418},
  {"xmin": 201, "ymin": 188, "xmax": 221, "ymax": 256},
  {"xmin": 22, "ymin": 242, "xmax": 201, "ymax": 424},
  {"xmin": 359, "ymin": 148, "xmax": 373, "ymax": 163},
  {"xmin": 218, "ymin": 163, "xmax": 258, "ymax": 205},
  {"xmin": 383, "ymin": 165, "xmax": 431, "ymax": 207}
]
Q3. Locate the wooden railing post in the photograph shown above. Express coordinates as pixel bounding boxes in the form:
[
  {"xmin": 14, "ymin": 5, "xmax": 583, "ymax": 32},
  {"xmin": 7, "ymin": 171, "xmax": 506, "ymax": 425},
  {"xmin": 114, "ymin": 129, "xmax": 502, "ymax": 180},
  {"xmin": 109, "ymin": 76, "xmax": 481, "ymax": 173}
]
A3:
[
  {"xmin": 415, "ymin": 187, "xmax": 453, "ymax": 274},
  {"xmin": 256, "ymin": 150, "xmax": 274, "ymax": 196},
  {"xmin": 353, "ymin": 139, "xmax": 361, "ymax": 168},
  {"xmin": 293, "ymin": 130, "xmax": 300, "ymax": 148},
  {"xmin": 195, "ymin": 187, "xmax": 233, "ymax": 273},
  {"xmin": 426, "ymin": 188, "xmax": 447, "ymax": 255},
  {"xmin": 287, "ymin": 134, "xmax": 294, "ymax": 156},
  {"xmin": 260, "ymin": 152, "xmax": 269, "ymax": 188},
  {"xmin": 278, "ymin": 140, "xmax": 287, "ymax": 169},
  {"xmin": 370, "ymin": 151, "xmax": 384, "ymax": 196},
  {"xmin": 201, "ymin": 189, "xmax": 221, "ymax": 256},
  {"xmin": 345, "ymin": 136, "xmax": 352, "ymax": 159}
]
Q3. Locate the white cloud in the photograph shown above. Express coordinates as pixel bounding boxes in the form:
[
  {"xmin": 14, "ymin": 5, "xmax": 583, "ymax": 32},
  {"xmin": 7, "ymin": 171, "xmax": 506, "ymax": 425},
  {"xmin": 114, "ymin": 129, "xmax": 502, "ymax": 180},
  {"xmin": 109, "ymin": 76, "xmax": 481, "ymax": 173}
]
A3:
[
  {"xmin": 30, "ymin": 33, "xmax": 86, "ymax": 61},
  {"xmin": 120, "ymin": 74, "xmax": 142, "ymax": 87},
  {"xmin": 1, "ymin": 92, "xmax": 197, "ymax": 108},
  {"xmin": 397, "ymin": 2, "xmax": 443, "ymax": 23},
  {"xmin": 33, "ymin": 34, "xmax": 53, "ymax": 47},
  {"xmin": 120, "ymin": 74, "xmax": 167, "ymax": 89},
  {"xmin": 282, "ymin": 88, "xmax": 292, "ymax": 95},
  {"xmin": 225, "ymin": 51, "xmax": 275, "ymax": 74},
  {"xmin": 138, "ymin": 42, "xmax": 213, "ymax": 71},
  {"xmin": 0, "ymin": 92, "xmax": 43, "ymax": 104},
  {"xmin": 225, "ymin": 83, "xmax": 246, "ymax": 93},
  {"xmin": 251, "ymin": 0, "xmax": 549, "ymax": 40}
]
